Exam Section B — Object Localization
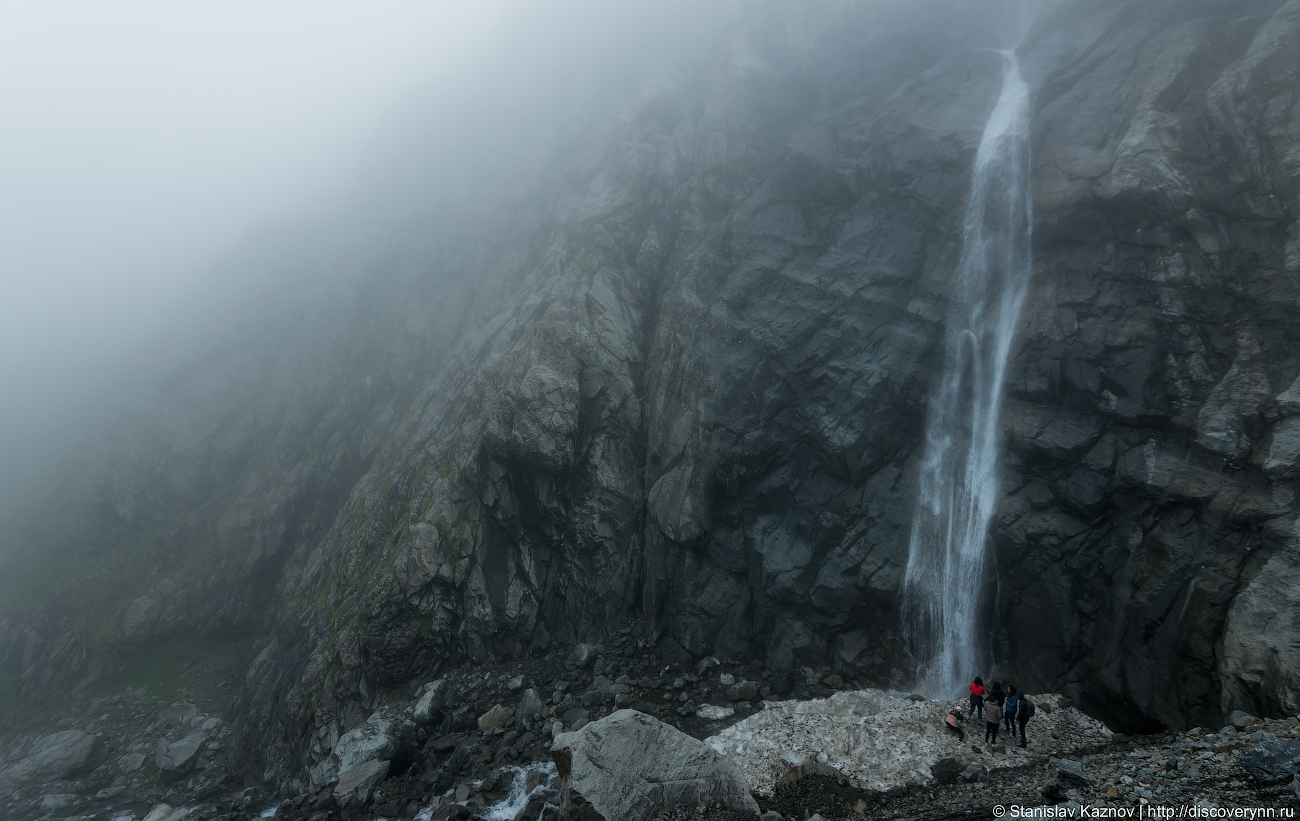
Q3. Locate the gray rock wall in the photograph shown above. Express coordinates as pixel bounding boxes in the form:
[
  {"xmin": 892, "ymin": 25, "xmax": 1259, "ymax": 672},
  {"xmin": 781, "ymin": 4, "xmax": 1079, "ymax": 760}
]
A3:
[{"xmin": 1, "ymin": 0, "xmax": 1298, "ymax": 787}]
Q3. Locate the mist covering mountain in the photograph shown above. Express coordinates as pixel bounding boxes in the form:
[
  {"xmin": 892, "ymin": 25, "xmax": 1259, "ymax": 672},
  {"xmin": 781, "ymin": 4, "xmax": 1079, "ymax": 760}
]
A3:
[{"xmin": 2, "ymin": 0, "xmax": 1299, "ymax": 799}]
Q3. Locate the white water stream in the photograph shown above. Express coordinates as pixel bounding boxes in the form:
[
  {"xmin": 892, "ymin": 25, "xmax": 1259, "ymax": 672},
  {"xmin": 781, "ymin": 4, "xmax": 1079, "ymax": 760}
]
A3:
[{"xmin": 901, "ymin": 50, "xmax": 1032, "ymax": 697}]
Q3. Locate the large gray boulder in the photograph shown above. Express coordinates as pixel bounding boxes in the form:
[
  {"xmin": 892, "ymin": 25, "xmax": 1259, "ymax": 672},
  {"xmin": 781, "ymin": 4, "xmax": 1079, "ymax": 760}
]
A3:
[
  {"xmin": 155, "ymin": 703, "xmax": 199, "ymax": 730},
  {"xmin": 551, "ymin": 709, "xmax": 759, "ymax": 821},
  {"xmin": 334, "ymin": 759, "xmax": 389, "ymax": 809},
  {"xmin": 516, "ymin": 688, "xmax": 545, "ymax": 725},
  {"xmin": 141, "ymin": 804, "xmax": 194, "ymax": 821},
  {"xmin": 334, "ymin": 715, "xmax": 398, "ymax": 773},
  {"xmin": 39, "ymin": 794, "xmax": 80, "ymax": 814},
  {"xmin": 412, "ymin": 679, "xmax": 447, "ymax": 726},
  {"xmin": 568, "ymin": 643, "xmax": 600, "ymax": 669},
  {"xmin": 156, "ymin": 732, "xmax": 208, "ymax": 781},
  {"xmin": 479, "ymin": 704, "xmax": 511, "ymax": 731},
  {"xmin": 1237, "ymin": 740, "xmax": 1300, "ymax": 783},
  {"xmin": 1, "ymin": 731, "xmax": 103, "ymax": 784},
  {"xmin": 326, "ymin": 709, "xmax": 416, "ymax": 797}
]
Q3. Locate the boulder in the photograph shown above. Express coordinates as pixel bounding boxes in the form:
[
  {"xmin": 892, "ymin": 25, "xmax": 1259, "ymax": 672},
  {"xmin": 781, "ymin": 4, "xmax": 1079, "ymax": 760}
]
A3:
[
  {"xmin": 143, "ymin": 804, "xmax": 175, "ymax": 821},
  {"xmin": 39, "ymin": 794, "xmax": 80, "ymax": 813},
  {"xmin": 769, "ymin": 672, "xmax": 795, "ymax": 697},
  {"xmin": 1237, "ymin": 739, "xmax": 1300, "ymax": 782},
  {"xmin": 931, "ymin": 757, "xmax": 963, "ymax": 785},
  {"xmin": 412, "ymin": 679, "xmax": 447, "ymax": 726},
  {"xmin": 568, "ymin": 643, "xmax": 599, "ymax": 669},
  {"xmin": 551, "ymin": 709, "xmax": 759, "ymax": 821},
  {"xmin": 562, "ymin": 707, "xmax": 590, "ymax": 731},
  {"xmin": 959, "ymin": 764, "xmax": 986, "ymax": 783},
  {"xmin": 119, "ymin": 752, "xmax": 147, "ymax": 772},
  {"xmin": 156, "ymin": 731, "xmax": 208, "ymax": 781},
  {"xmin": 1053, "ymin": 758, "xmax": 1091, "ymax": 788},
  {"xmin": 156, "ymin": 703, "xmax": 199, "ymax": 729},
  {"xmin": 334, "ymin": 715, "xmax": 398, "ymax": 773},
  {"xmin": 1, "ymin": 730, "xmax": 104, "ymax": 783},
  {"xmin": 727, "ymin": 680, "xmax": 760, "ymax": 701},
  {"xmin": 696, "ymin": 704, "xmax": 735, "ymax": 721},
  {"xmin": 122, "ymin": 595, "xmax": 161, "ymax": 642},
  {"xmin": 1229, "ymin": 711, "xmax": 1260, "ymax": 729},
  {"xmin": 516, "ymin": 688, "xmax": 545, "ymax": 725},
  {"xmin": 479, "ymin": 704, "xmax": 511, "ymax": 731},
  {"xmin": 335, "ymin": 759, "xmax": 389, "ymax": 808},
  {"xmin": 142, "ymin": 802, "xmax": 194, "ymax": 821}
]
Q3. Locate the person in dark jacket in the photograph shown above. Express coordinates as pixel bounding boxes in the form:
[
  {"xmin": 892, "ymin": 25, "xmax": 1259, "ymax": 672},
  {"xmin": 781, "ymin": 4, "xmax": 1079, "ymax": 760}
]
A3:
[
  {"xmin": 1016, "ymin": 693, "xmax": 1034, "ymax": 748},
  {"xmin": 1004, "ymin": 685, "xmax": 1019, "ymax": 738},
  {"xmin": 968, "ymin": 677, "xmax": 985, "ymax": 720}
]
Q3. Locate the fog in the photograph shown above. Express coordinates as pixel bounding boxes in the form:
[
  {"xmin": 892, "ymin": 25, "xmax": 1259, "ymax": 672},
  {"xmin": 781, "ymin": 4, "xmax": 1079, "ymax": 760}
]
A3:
[
  {"xmin": 0, "ymin": 2, "xmax": 493, "ymax": 517},
  {"xmin": 0, "ymin": 0, "xmax": 745, "ymax": 529},
  {"xmin": 0, "ymin": 0, "xmax": 1036, "ymax": 536}
]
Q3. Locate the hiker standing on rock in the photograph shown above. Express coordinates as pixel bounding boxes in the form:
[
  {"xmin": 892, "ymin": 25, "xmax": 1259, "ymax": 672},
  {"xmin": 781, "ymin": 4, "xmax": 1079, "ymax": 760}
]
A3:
[
  {"xmin": 1016, "ymin": 692, "xmax": 1034, "ymax": 748},
  {"xmin": 984, "ymin": 692, "xmax": 1002, "ymax": 745},
  {"xmin": 969, "ymin": 676, "xmax": 985, "ymax": 720}
]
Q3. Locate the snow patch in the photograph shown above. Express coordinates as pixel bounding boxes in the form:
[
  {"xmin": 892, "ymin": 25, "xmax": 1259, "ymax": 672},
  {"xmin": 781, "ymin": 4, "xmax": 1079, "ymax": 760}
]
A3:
[{"xmin": 706, "ymin": 689, "xmax": 1111, "ymax": 796}]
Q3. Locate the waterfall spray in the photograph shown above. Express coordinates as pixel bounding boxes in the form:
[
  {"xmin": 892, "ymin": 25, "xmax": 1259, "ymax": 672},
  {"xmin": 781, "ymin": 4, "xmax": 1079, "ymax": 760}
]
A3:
[{"xmin": 900, "ymin": 50, "xmax": 1032, "ymax": 698}]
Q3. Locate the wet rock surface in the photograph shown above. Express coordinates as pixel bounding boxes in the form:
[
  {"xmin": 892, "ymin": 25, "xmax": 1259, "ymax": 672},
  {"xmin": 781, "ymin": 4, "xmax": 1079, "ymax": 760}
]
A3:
[{"xmin": 2, "ymin": 645, "xmax": 1297, "ymax": 820}]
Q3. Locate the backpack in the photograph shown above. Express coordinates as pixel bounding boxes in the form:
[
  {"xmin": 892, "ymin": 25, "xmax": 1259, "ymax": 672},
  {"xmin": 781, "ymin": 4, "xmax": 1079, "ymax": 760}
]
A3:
[{"xmin": 1021, "ymin": 697, "xmax": 1035, "ymax": 719}]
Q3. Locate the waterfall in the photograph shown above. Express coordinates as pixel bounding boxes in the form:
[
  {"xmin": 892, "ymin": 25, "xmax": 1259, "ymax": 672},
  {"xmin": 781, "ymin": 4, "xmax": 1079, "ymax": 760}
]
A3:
[{"xmin": 900, "ymin": 50, "xmax": 1032, "ymax": 698}]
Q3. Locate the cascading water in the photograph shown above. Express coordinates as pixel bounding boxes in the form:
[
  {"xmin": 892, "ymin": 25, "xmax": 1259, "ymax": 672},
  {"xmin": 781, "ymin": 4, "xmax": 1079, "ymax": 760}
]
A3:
[{"xmin": 900, "ymin": 50, "xmax": 1032, "ymax": 698}]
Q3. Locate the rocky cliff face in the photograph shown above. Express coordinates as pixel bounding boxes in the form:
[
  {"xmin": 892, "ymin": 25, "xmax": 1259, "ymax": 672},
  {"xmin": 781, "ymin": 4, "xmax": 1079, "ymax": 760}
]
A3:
[{"xmin": 2, "ymin": 0, "xmax": 1298, "ymax": 789}]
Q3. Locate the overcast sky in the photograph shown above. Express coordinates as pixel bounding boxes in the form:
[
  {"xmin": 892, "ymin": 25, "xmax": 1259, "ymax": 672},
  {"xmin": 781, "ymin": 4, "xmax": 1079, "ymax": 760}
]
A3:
[
  {"xmin": 0, "ymin": 0, "xmax": 736, "ymax": 528},
  {"xmin": 0, "ymin": 1, "xmax": 505, "ymax": 356}
]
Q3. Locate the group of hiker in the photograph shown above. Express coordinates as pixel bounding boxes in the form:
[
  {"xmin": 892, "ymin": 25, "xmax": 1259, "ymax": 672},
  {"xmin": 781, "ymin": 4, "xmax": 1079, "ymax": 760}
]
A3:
[{"xmin": 943, "ymin": 676, "xmax": 1035, "ymax": 748}]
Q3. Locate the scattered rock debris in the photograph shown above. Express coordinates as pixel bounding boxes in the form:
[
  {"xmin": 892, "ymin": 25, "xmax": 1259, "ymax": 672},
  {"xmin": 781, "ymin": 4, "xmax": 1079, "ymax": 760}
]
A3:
[{"xmin": 1, "ymin": 631, "xmax": 1297, "ymax": 821}]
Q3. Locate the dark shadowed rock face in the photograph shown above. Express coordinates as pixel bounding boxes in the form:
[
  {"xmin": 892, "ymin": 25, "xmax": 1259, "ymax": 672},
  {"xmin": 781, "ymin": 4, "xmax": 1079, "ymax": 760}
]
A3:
[{"xmin": 2, "ymin": 0, "xmax": 1300, "ymax": 790}]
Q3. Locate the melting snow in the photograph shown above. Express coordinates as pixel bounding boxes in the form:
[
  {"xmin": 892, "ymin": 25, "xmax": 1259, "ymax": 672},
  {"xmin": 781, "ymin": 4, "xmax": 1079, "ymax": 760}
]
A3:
[{"xmin": 706, "ymin": 689, "xmax": 1111, "ymax": 796}]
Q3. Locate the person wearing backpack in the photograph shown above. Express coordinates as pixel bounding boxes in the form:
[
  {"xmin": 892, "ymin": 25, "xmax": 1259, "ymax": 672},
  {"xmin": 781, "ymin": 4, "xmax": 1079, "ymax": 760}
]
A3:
[
  {"xmin": 1016, "ymin": 693, "xmax": 1035, "ymax": 748},
  {"xmin": 968, "ymin": 677, "xmax": 985, "ymax": 720},
  {"xmin": 1004, "ymin": 685, "xmax": 1019, "ymax": 738}
]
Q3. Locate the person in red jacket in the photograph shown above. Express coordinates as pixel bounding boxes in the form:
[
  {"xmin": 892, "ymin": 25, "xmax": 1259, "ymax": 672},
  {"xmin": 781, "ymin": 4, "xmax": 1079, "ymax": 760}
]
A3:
[{"xmin": 968, "ymin": 677, "xmax": 985, "ymax": 720}]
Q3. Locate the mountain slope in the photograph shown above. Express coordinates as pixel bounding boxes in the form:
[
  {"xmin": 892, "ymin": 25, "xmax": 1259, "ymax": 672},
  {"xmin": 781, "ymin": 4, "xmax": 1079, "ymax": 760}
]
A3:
[{"xmin": 1, "ymin": 0, "xmax": 1298, "ymax": 788}]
